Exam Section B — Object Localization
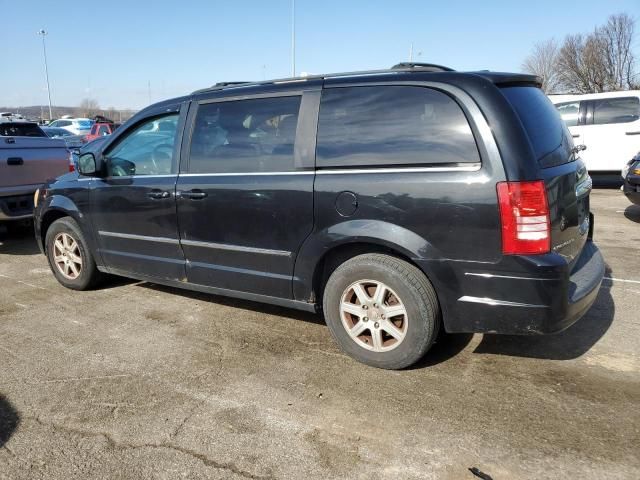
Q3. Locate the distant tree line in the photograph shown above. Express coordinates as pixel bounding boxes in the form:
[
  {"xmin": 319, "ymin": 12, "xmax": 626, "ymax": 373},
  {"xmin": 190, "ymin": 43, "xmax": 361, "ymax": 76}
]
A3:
[
  {"xmin": 522, "ymin": 13, "xmax": 638, "ymax": 94},
  {"xmin": 2, "ymin": 102, "xmax": 137, "ymax": 123},
  {"xmin": 75, "ymin": 99, "xmax": 136, "ymax": 122}
]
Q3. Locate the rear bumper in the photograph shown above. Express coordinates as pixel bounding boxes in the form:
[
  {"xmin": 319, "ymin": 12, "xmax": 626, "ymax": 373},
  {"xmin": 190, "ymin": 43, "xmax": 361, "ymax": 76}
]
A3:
[
  {"xmin": 0, "ymin": 194, "xmax": 35, "ymax": 221},
  {"xmin": 419, "ymin": 241, "xmax": 604, "ymax": 335},
  {"xmin": 623, "ymin": 177, "xmax": 640, "ymax": 205}
]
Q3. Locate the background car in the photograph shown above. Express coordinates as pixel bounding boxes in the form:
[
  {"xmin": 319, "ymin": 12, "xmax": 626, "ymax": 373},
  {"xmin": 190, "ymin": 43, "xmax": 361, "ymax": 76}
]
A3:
[
  {"xmin": 622, "ymin": 153, "xmax": 640, "ymax": 205},
  {"xmin": 41, "ymin": 126, "xmax": 86, "ymax": 149},
  {"xmin": 550, "ymin": 91, "xmax": 640, "ymax": 176},
  {"xmin": 48, "ymin": 118, "xmax": 94, "ymax": 136},
  {"xmin": 84, "ymin": 122, "xmax": 120, "ymax": 142}
]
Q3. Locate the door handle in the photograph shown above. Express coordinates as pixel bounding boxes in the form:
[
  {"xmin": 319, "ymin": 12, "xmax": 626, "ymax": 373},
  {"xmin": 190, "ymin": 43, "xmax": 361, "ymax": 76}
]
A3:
[
  {"xmin": 572, "ymin": 134, "xmax": 580, "ymax": 138},
  {"xmin": 626, "ymin": 131, "xmax": 640, "ymax": 135},
  {"xmin": 147, "ymin": 190, "xmax": 171, "ymax": 199},
  {"xmin": 7, "ymin": 157, "xmax": 24, "ymax": 166},
  {"xmin": 177, "ymin": 189, "xmax": 207, "ymax": 200}
]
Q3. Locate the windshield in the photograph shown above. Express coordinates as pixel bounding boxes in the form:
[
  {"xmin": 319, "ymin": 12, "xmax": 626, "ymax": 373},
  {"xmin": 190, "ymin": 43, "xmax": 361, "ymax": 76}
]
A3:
[{"xmin": 501, "ymin": 87, "xmax": 574, "ymax": 168}]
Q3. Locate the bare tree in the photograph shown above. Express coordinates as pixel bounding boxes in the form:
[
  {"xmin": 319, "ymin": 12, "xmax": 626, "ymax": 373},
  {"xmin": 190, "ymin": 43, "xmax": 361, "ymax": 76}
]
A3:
[
  {"xmin": 599, "ymin": 13, "xmax": 636, "ymax": 90},
  {"xmin": 76, "ymin": 98, "xmax": 100, "ymax": 117},
  {"xmin": 531, "ymin": 13, "xmax": 637, "ymax": 93},
  {"xmin": 522, "ymin": 39, "xmax": 561, "ymax": 93}
]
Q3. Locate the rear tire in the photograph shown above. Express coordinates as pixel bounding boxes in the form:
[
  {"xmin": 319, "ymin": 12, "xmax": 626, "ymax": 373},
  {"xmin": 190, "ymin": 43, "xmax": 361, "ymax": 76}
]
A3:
[
  {"xmin": 45, "ymin": 217, "xmax": 102, "ymax": 290},
  {"xmin": 322, "ymin": 253, "xmax": 440, "ymax": 369}
]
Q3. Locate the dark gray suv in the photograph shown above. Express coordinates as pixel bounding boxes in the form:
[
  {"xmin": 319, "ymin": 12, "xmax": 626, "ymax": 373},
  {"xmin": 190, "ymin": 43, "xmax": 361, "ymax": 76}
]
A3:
[{"xmin": 34, "ymin": 63, "xmax": 604, "ymax": 369}]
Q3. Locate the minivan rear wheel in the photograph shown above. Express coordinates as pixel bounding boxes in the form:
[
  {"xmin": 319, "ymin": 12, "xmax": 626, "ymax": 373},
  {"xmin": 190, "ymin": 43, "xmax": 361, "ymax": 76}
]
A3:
[
  {"xmin": 45, "ymin": 217, "xmax": 102, "ymax": 290},
  {"xmin": 322, "ymin": 253, "xmax": 440, "ymax": 369}
]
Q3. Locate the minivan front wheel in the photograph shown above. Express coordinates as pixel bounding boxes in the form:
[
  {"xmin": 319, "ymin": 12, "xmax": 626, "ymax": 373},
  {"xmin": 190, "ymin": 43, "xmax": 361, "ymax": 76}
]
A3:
[
  {"xmin": 323, "ymin": 253, "xmax": 440, "ymax": 369},
  {"xmin": 45, "ymin": 217, "xmax": 102, "ymax": 290}
]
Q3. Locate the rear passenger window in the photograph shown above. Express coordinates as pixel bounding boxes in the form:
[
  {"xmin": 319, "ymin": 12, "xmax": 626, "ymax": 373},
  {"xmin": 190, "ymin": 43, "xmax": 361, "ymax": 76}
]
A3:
[
  {"xmin": 592, "ymin": 97, "xmax": 640, "ymax": 125},
  {"xmin": 316, "ymin": 86, "xmax": 480, "ymax": 168},
  {"xmin": 189, "ymin": 96, "xmax": 301, "ymax": 173}
]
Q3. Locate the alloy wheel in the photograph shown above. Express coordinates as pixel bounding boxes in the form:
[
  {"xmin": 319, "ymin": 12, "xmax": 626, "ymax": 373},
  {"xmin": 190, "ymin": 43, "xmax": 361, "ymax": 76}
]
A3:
[
  {"xmin": 52, "ymin": 232, "xmax": 83, "ymax": 280},
  {"xmin": 339, "ymin": 279, "xmax": 408, "ymax": 352}
]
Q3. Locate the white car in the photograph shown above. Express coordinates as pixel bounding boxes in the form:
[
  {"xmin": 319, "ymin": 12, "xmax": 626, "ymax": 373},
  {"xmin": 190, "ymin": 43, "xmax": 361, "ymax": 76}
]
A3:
[
  {"xmin": 549, "ymin": 91, "xmax": 640, "ymax": 173},
  {"xmin": 48, "ymin": 118, "xmax": 94, "ymax": 136}
]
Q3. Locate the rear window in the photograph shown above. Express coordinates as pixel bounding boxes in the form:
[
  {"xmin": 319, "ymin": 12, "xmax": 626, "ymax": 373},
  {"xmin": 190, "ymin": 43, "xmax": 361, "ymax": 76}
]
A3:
[
  {"xmin": 76, "ymin": 120, "xmax": 93, "ymax": 128},
  {"xmin": 0, "ymin": 122, "xmax": 47, "ymax": 137},
  {"xmin": 502, "ymin": 87, "xmax": 573, "ymax": 168},
  {"xmin": 316, "ymin": 86, "xmax": 480, "ymax": 168},
  {"xmin": 592, "ymin": 97, "xmax": 640, "ymax": 125}
]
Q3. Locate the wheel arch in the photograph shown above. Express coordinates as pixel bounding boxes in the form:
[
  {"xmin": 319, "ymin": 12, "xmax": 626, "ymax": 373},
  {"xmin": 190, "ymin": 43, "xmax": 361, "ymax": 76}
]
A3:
[
  {"xmin": 38, "ymin": 195, "xmax": 98, "ymax": 261},
  {"xmin": 293, "ymin": 220, "xmax": 446, "ymax": 307}
]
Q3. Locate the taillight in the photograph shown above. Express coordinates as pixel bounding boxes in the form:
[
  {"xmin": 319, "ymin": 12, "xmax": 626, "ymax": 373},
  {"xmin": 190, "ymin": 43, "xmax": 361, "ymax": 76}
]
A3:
[
  {"xmin": 69, "ymin": 151, "xmax": 75, "ymax": 172},
  {"xmin": 497, "ymin": 180, "xmax": 550, "ymax": 255}
]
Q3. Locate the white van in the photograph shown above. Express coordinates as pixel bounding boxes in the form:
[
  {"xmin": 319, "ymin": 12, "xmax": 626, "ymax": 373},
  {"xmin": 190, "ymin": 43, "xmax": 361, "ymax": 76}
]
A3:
[{"xmin": 549, "ymin": 91, "xmax": 640, "ymax": 173}]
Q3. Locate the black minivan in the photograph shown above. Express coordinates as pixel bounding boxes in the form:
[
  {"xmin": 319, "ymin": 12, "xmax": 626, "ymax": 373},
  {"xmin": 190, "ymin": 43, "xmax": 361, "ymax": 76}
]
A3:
[{"xmin": 34, "ymin": 63, "xmax": 604, "ymax": 369}]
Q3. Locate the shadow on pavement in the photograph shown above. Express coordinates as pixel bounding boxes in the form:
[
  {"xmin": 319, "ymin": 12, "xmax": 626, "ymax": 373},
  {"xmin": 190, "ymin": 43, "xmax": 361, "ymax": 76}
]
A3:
[
  {"xmin": 0, "ymin": 222, "xmax": 40, "ymax": 255},
  {"xmin": 0, "ymin": 394, "xmax": 20, "ymax": 448},
  {"xmin": 0, "ymin": 222, "xmax": 40, "ymax": 256},
  {"xmin": 410, "ymin": 332, "xmax": 474, "ymax": 369},
  {"xmin": 473, "ymin": 266, "xmax": 615, "ymax": 361},
  {"xmin": 624, "ymin": 204, "xmax": 640, "ymax": 223},
  {"xmin": 139, "ymin": 282, "xmax": 325, "ymax": 326}
]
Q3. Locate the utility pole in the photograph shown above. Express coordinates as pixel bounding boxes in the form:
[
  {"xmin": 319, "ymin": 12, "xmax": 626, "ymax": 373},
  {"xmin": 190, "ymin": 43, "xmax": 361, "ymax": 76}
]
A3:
[
  {"xmin": 38, "ymin": 29, "xmax": 53, "ymax": 120},
  {"xmin": 147, "ymin": 80, "xmax": 151, "ymax": 105},
  {"xmin": 409, "ymin": 42, "xmax": 414, "ymax": 62},
  {"xmin": 291, "ymin": 0, "xmax": 296, "ymax": 76}
]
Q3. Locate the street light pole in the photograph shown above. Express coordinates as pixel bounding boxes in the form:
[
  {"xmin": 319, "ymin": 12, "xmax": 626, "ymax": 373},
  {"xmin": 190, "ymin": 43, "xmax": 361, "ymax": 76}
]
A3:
[
  {"xmin": 37, "ymin": 29, "xmax": 53, "ymax": 120},
  {"xmin": 291, "ymin": 0, "xmax": 295, "ymax": 77}
]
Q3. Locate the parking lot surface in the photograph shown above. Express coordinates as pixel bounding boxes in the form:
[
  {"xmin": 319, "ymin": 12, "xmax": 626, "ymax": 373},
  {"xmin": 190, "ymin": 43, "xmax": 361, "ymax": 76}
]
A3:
[{"xmin": 0, "ymin": 188, "xmax": 638, "ymax": 479}]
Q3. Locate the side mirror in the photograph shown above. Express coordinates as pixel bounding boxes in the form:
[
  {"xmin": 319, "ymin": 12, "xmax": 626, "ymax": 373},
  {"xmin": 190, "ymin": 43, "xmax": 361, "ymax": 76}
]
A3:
[{"xmin": 77, "ymin": 152, "xmax": 103, "ymax": 176}]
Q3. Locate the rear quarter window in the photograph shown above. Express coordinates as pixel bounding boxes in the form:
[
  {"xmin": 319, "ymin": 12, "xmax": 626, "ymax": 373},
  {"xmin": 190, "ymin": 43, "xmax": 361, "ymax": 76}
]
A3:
[
  {"xmin": 592, "ymin": 97, "xmax": 640, "ymax": 125},
  {"xmin": 316, "ymin": 86, "xmax": 480, "ymax": 168},
  {"xmin": 501, "ymin": 87, "xmax": 573, "ymax": 168}
]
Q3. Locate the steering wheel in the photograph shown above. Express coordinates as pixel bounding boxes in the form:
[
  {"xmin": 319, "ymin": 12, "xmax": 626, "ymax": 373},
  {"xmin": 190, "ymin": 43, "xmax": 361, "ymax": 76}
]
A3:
[
  {"xmin": 151, "ymin": 144, "xmax": 173, "ymax": 172},
  {"xmin": 111, "ymin": 164, "xmax": 129, "ymax": 177}
]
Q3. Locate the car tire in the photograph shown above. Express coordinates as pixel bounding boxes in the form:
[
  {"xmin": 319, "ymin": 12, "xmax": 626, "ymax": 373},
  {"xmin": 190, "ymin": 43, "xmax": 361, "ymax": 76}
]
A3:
[
  {"xmin": 322, "ymin": 253, "xmax": 440, "ymax": 369},
  {"xmin": 45, "ymin": 217, "xmax": 102, "ymax": 290}
]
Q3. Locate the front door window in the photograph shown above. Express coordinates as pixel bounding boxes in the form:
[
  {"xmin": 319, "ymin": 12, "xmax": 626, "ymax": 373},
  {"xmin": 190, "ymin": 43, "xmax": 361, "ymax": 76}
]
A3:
[{"xmin": 104, "ymin": 114, "xmax": 179, "ymax": 176}]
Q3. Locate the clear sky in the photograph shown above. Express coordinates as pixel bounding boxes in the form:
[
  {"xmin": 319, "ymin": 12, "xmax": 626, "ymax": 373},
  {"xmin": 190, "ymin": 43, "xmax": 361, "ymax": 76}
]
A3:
[{"xmin": 1, "ymin": 0, "xmax": 638, "ymax": 110}]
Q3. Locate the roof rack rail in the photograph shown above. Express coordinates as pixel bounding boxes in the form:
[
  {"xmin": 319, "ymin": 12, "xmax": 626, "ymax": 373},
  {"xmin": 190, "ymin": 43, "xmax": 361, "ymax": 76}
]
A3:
[
  {"xmin": 192, "ymin": 64, "xmax": 456, "ymax": 95},
  {"xmin": 213, "ymin": 81, "xmax": 251, "ymax": 87},
  {"xmin": 390, "ymin": 62, "xmax": 454, "ymax": 72}
]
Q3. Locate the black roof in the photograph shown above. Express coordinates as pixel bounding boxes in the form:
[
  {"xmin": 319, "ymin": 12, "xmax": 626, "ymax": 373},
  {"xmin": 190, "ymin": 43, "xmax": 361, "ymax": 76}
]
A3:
[{"xmin": 191, "ymin": 64, "xmax": 542, "ymax": 97}]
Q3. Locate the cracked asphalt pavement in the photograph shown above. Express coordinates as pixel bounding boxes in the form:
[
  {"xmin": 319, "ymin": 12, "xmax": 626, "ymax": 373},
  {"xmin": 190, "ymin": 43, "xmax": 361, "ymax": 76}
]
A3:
[{"xmin": 0, "ymin": 188, "xmax": 639, "ymax": 479}]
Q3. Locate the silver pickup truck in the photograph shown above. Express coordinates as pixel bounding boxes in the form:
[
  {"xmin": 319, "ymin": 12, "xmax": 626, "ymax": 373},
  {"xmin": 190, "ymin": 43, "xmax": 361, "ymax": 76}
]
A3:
[{"xmin": 0, "ymin": 122, "xmax": 70, "ymax": 222}]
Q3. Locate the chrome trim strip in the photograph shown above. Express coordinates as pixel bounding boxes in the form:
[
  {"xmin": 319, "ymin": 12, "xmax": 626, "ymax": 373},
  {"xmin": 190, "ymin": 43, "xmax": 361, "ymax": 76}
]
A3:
[
  {"xmin": 458, "ymin": 295, "xmax": 548, "ymax": 308},
  {"xmin": 98, "ymin": 231, "xmax": 180, "ymax": 244},
  {"xmin": 177, "ymin": 164, "xmax": 481, "ymax": 177},
  {"xmin": 464, "ymin": 272, "xmax": 557, "ymax": 282},
  {"xmin": 187, "ymin": 260, "xmax": 292, "ymax": 280},
  {"xmin": 181, "ymin": 239, "xmax": 292, "ymax": 257},
  {"xmin": 179, "ymin": 171, "xmax": 313, "ymax": 177},
  {"xmin": 316, "ymin": 164, "xmax": 481, "ymax": 175},
  {"xmin": 102, "ymin": 174, "xmax": 177, "ymax": 179}
]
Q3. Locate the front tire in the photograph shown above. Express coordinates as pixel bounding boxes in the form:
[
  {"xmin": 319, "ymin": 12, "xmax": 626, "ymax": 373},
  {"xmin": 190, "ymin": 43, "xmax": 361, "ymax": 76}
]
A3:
[
  {"xmin": 45, "ymin": 217, "xmax": 102, "ymax": 290},
  {"xmin": 322, "ymin": 253, "xmax": 440, "ymax": 369}
]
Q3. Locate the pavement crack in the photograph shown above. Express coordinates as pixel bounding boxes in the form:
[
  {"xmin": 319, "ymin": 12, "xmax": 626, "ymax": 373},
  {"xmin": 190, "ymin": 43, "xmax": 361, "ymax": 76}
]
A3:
[
  {"xmin": 27, "ymin": 416, "xmax": 272, "ymax": 479},
  {"xmin": 169, "ymin": 406, "xmax": 198, "ymax": 441}
]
